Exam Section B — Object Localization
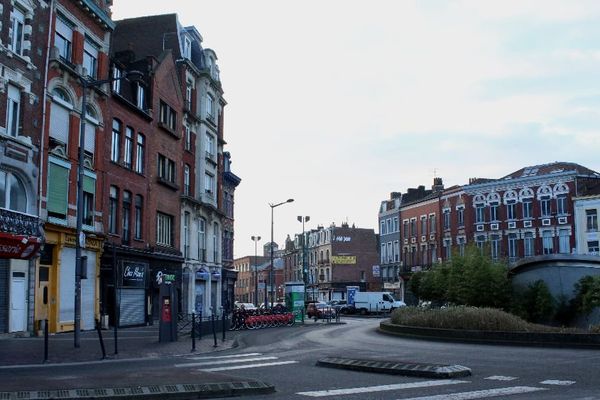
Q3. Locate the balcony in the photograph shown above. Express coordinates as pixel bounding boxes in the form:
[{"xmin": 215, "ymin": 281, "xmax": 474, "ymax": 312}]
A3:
[
  {"xmin": 0, "ymin": 208, "xmax": 42, "ymax": 237},
  {"xmin": 0, "ymin": 208, "xmax": 44, "ymax": 259}
]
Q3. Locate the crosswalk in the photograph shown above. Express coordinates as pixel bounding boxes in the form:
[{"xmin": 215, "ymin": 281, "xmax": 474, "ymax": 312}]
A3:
[
  {"xmin": 174, "ymin": 353, "xmax": 576, "ymax": 399},
  {"xmin": 174, "ymin": 352, "xmax": 298, "ymax": 372}
]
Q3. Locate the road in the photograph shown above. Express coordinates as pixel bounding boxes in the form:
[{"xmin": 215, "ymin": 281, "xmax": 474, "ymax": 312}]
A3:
[{"xmin": 2, "ymin": 318, "xmax": 599, "ymax": 399}]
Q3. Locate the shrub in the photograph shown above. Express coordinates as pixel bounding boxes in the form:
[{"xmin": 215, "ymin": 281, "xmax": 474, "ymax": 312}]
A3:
[
  {"xmin": 390, "ymin": 306, "xmax": 566, "ymax": 333},
  {"xmin": 572, "ymin": 275, "xmax": 600, "ymax": 315},
  {"xmin": 512, "ymin": 280, "xmax": 555, "ymax": 323}
]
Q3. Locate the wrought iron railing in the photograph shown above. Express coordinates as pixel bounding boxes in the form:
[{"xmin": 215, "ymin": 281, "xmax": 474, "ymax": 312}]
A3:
[{"xmin": 0, "ymin": 208, "xmax": 42, "ymax": 237}]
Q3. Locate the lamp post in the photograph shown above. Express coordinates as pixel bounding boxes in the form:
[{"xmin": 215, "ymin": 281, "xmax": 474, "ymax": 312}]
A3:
[
  {"xmin": 251, "ymin": 236, "xmax": 261, "ymax": 306},
  {"xmin": 268, "ymin": 199, "xmax": 294, "ymax": 309},
  {"xmin": 74, "ymin": 70, "xmax": 143, "ymax": 348},
  {"xmin": 297, "ymin": 216, "xmax": 310, "ymax": 303}
]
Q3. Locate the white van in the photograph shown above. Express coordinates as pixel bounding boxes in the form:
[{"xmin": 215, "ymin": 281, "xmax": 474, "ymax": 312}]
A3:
[{"xmin": 352, "ymin": 292, "xmax": 405, "ymax": 314}]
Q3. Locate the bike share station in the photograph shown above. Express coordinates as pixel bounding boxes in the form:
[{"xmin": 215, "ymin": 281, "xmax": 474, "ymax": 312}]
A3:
[{"xmin": 285, "ymin": 282, "xmax": 305, "ymax": 322}]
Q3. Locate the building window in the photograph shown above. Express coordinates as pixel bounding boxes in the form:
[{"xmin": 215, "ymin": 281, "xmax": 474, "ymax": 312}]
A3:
[
  {"xmin": 556, "ymin": 194, "xmax": 567, "ymax": 215},
  {"xmin": 206, "ymin": 94, "xmax": 214, "ymax": 119},
  {"xmin": 183, "ymin": 164, "xmax": 190, "ymax": 196},
  {"xmin": 135, "ymin": 83, "xmax": 145, "ymax": 110},
  {"xmin": 111, "ymin": 119, "xmax": 121, "ymax": 163},
  {"xmin": 183, "ymin": 212, "xmax": 190, "ymax": 259},
  {"xmin": 183, "ymin": 36, "xmax": 192, "ymax": 59},
  {"xmin": 10, "ymin": 7, "xmax": 25, "ymax": 55},
  {"xmin": 82, "ymin": 175, "xmax": 95, "ymax": 227},
  {"xmin": 540, "ymin": 195, "xmax": 552, "ymax": 217},
  {"xmin": 159, "ymin": 101, "xmax": 176, "ymax": 131},
  {"xmin": 420, "ymin": 216, "xmax": 427, "ymax": 234},
  {"xmin": 134, "ymin": 195, "xmax": 143, "ymax": 240},
  {"xmin": 443, "ymin": 210, "xmax": 451, "ymax": 230},
  {"xmin": 185, "ymin": 126, "xmax": 192, "ymax": 151},
  {"xmin": 49, "ymin": 89, "xmax": 72, "ymax": 154},
  {"xmin": 6, "ymin": 85, "xmax": 21, "ymax": 137},
  {"xmin": 490, "ymin": 234, "xmax": 500, "ymax": 260},
  {"xmin": 506, "ymin": 200, "xmax": 517, "ymax": 220},
  {"xmin": 410, "ymin": 219, "xmax": 416, "ymax": 237},
  {"xmin": 380, "ymin": 221, "xmax": 386, "ymax": 235},
  {"xmin": 387, "ymin": 218, "xmax": 392, "ymax": 234},
  {"xmin": 542, "ymin": 230, "xmax": 553, "ymax": 255},
  {"xmin": 476, "ymin": 235, "xmax": 486, "ymax": 252},
  {"xmin": 380, "ymin": 244, "xmax": 386, "ymax": 265},
  {"xmin": 123, "ymin": 127, "xmax": 134, "ymax": 169},
  {"xmin": 489, "ymin": 201, "xmax": 499, "ymax": 222},
  {"xmin": 108, "ymin": 186, "xmax": 118, "ymax": 234},
  {"xmin": 588, "ymin": 240, "xmax": 599, "ymax": 255},
  {"xmin": 475, "ymin": 204, "xmax": 485, "ymax": 224},
  {"xmin": 586, "ymin": 209, "xmax": 598, "ymax": 232},
  {"xmin": 185, "ymin": 82, "xmax": 193, "ymax": 110},
  {"xmin": 197, "ymin": 218, "xmax": 206, "ymax": 261},
  {"xmin": 394, "ymin": 240, "xmax": 400, "ymax": 262},
  {"xmin": 524, "ymin": 232, "xmax": 534, "ymax": 257},
  {"xmin": 122, "ymin": 191, "xmax": 131, "ymax": 244},
  {"xmin": 112, "ymin": 67, "xmax": 122, "ymax": 93},
  {"xmin": 508, "ymin": 233, "xmax": 518, "ymax": 261},
  {"xmin": 156, "ymin": 212, "xmax": 173, "ymax": 246},
  {"xmin": 135, "ymin": 133, "xmax": 145, "ymax": 174},
  {"xmin": 213, "ymin": 222, "xmax": 219, "ymax": 262},
  {"xmin": 444, "ymin": 239, "xmax": 451, "ymax": 259},
  {"xmin": 430, "ymin": 215, "xmax": 436, "ymax": 233},
  {"xmin": 457, "ymin": 207, "xmax": 464, "ymax": 227},
  {"xmin": 0, "ymin": 170, "xmax": 27, "ymax": 213},
  {"xmin": 387, "ymin": 242, "xmax": 393, "ymax": 263},
  {"xmin": 558, "ymin": 229, "xmax": 570, "ymax": 254},
  {"xmin": 522, "ymin": 198, "xmax": 533, "ymax": 219},
  {"xmin": 83, "ymin": 39, "xmax": 99, "ymax": 78},
  {"xmin": 205, "ymin": 133, "xmax": 214, "ymax": 157},
  {"xmin": 157, "ymin": 154, "xmax": 175, "ymax": 183},
  {"xmin": 204, "ymin": 173, "xmax": 214, "ymax": 195},
  {"xmin": 55, "ymin": 17, "xmax": 73, "ymax": 62}
]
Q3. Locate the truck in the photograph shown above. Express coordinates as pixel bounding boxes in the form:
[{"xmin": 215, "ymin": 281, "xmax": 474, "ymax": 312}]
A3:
[{"xmin": 351, "ymin": 291, "xmax": 405, "ymax": 315}]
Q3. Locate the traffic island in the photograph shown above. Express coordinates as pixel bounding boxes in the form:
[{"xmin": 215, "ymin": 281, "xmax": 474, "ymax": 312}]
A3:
[
  {"xmin": 316, "ymin": 356, "xmax": 471, "ymax": 379},
  {"xmin": 0, "ymin": 381, "xmax": 275, "ymax": 400}
]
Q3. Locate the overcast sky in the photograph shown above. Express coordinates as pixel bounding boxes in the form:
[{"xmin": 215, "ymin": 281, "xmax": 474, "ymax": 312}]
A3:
[{"xmin": 113, "ymin": 1, "xmax": 600, "ymax": 258}]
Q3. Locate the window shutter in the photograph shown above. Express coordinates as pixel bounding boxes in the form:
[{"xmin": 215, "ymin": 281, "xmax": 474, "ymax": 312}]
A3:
[
  {"xmin": 47, "ymin": 162, "xmax": 69, "ymax": 215},
  {"xmin": 84, "ymin": 122, "xmax": 95, "ymax": 153},
  {"xmin": 50, "ymin": 102, "xmax": 70, "ymax": 144},
  {"xmin": 83, "ymin": 175, "xmax": 95, "ymax": 195},
  {"xmin": 56, "ymin": 18, "xmax": 73, "ymax": 41}
]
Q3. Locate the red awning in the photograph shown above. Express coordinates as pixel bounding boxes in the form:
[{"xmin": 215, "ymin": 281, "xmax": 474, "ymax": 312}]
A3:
[{"xmin": 0, "ymin": 232, "xmax": 43, "ymax": 260}]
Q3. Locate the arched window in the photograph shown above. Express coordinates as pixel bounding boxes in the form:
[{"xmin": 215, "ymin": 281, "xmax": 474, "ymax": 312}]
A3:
[{"xmin": 0, "ymin": 170, "xmax": 27, "ymax": 213}]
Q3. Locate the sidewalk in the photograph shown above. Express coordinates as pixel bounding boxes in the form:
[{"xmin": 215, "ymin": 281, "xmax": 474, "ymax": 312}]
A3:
[{"xmin": 0, "ymin": 323, "xmax": 237, "ymax": 367}]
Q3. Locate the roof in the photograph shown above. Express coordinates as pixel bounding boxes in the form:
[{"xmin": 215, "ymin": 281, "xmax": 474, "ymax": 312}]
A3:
[
  {"xmin": 112, "ymin": 14, "xmax": 182, "ymax": 60},
  {"xmin": 501, "ymin": 162, "xmax": 600, "ymax": 180}
]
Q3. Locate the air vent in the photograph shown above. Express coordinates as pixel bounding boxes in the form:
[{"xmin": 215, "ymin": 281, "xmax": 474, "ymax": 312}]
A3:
[
  {"xmin": 508, "ymin": 222, "xmax": 516, "ymax": 229},
  {"xmin": 558, "ymin": 217, "xmax": 567, "ymax": 224},
  {"xmin": 476, "ymin": 225, "xmax": 484, "ymax": 232},
  {"xmin": 524, "ymin": 220, "xmax": 532, "ymax": 228}
]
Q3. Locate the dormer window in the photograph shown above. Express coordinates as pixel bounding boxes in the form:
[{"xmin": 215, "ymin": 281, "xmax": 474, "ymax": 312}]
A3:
[{"xmin": 183, "ymin": 36, "xmax": 192, "ymax": 59}]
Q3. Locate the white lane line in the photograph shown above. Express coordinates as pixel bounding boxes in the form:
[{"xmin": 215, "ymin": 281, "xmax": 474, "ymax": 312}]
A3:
[
  {"xmin": 200, "ymin": 360, "xmax": 298, "ymax": 372},
  {"xmin": 484, "ymin": 376, "xmax": 518, "ymax": 381},
  {"xmin": 397, "ymin": 386, "xmax": 546, "ymax": 400},
  {"xmin": 184, "ymin": 352, "xmax": 262, "ymax": 361},
  {"xmin": 296, "ymin": 380, "xmax": 469, "ymax": 397},
  {"xmin": 540, "ymin": 380, "xmax": 576, "ymax": 386},
  {"xmin": 175, "ymin": 356, "xmax": 277, "ymax": 368}
]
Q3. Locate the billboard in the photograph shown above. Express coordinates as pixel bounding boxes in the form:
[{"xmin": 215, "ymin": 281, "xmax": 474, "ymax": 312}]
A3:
[{"xmin": 331, "ymin": 255, "xmax": 356, "ymax": 264}]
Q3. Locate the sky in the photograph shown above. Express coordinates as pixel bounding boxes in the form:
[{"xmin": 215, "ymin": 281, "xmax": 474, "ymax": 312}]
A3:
[{"xmin": 112, "ymin": 1, "xmax": 600, "ymax": 258}]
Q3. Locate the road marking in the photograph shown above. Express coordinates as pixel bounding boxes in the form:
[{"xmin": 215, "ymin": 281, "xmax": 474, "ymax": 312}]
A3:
[
  {"xmin": 540, "ymin": 380, "xmax": 576, "ymax": 386},
  {"xmin": 484, "ymin": 376, "xmax": 518, "ymax": 381},
  {"xmin": 296, "ymin": 379, "xmax": 468, "ymax": 397},
  {"xmin": 200, "ymin": 360, "xmax": 298, "ymax": 372},
  {"xmin": 397, "ymin": 386, "xmax": 546, "ymax": 400},
  {"xmin": 175, "ymin": 356, "xmax": 277, "ymax": 368},
  {"xmin": 184, "ymin": 352, "xmax": 262, "ymax": 361}
]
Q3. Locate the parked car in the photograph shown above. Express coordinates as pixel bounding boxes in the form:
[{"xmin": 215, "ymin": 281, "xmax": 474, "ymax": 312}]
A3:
[
  {"xmin": 328, "ymin": 300, "xmax": 354, "ymax": 314},
  {"xmin": 306, "ymin": 302, "xmax": 336, "ymax": 319},
  {"xmin": 234, "ymin": 302, "xmax": 257, "ymax": 311}
]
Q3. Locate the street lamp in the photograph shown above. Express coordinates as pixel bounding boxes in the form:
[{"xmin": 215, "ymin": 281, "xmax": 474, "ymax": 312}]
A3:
[
  {"xmin": 251, "ymin": 236, "xmax": 261, "ymax": 306},
  {"xmin": 268, "ymin": 198, "xmax": 294, "ymax": 309},
  {"xmin": 297, "ymin": 216, "xmax": 310, "ymax": 303},
  {"xmin": 74, "ymin": 69, "xmax": 143, "ymax": 348}
]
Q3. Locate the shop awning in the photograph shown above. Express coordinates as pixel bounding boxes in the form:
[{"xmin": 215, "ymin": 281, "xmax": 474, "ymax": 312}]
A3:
[{"xmin": 0, "ymin": 232, "xmax": 43, "ymax": 259}]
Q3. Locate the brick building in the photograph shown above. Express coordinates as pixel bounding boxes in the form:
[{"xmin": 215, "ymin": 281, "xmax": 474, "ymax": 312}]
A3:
[{"xmin": 0, "ymin": 0, "xmax": 47, "ymax": 334}]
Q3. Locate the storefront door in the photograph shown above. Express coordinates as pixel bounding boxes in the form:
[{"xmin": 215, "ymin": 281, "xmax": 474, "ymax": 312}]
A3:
[{"xmin": 9, "ymin": 272, "xmax": 26, "ymax": 332}]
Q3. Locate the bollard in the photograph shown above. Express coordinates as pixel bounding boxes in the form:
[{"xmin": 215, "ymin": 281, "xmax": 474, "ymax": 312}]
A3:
[
  {"xmin": 198, "ymin": 312, "xmax": 202, "ymax": 340},
  {"xmin": 211, "ymin": 312, "xmax": 218, "ymax": 347},
  {"xmin": 43, "ymin": 319, "xmax": 49, "ymax": 363},
  {"xmin": 221, "ymin": 308, "xmax": 226, "ymax": 342},
  {"xmin": 191, "ymin": 313, "xmax": 196, "ymax": 352},
  {"xmin": 95, "ymin": 319, "xmax": 106, "ymax": 359}
]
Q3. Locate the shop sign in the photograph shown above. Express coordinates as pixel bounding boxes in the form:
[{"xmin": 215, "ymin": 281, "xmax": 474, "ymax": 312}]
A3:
[
  {"xmin": 0, "ymin": 233, "xmax": 42, "ymax": 260},
  {"xmin": 156, "ymin": 270, "xmax": 177, "ymax": 285},
  {"xmin": 195, "ymin": 270, "xmax": 210, "ymax": 280},
  {"xmin": 121, "ymin": 262, "xmax": 147, "ymax": 287},
  {"xmin": 334, "ymin": 236, "xmax": 352, "ymax": 242},
  {"xmin": 331, "ymin": 255, "xmax": 356, "ymax": 264}
]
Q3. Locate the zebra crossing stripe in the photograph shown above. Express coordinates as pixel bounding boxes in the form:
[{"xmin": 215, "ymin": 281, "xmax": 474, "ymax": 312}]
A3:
[
  {"xmin": 484, "ymin": 376, "xmax": 518, "ymax": 381},
  {"xmin": 200, "ymin": 360, "xmax": 299, "ymax": 372},
  {"xmin": 184, "ymin": 353, "xmax": 262, "ymax": 361},
  {"xmin": 540, "ymin": 380, "xmax": 576, "ymax": 386},
  {"xmin": 296, "ymin": 379, "xmax": 468, "ymax": 397},
  {"xmin": 397, "ymin": 386, "xmax": 546, "ymax": 400},
  {"xmin": 175, "ymin": 356, "xmax": 277, "ymax": 368}
]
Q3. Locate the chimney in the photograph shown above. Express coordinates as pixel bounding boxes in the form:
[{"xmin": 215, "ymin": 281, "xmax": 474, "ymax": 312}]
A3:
[{"xmin": 432, "ymin": 177, "xmax": 444, "ymax": 192}]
